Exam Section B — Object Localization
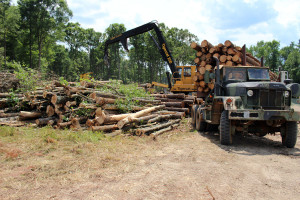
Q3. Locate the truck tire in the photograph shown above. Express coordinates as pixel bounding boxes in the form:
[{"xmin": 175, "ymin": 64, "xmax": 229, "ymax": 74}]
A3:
[
  {"xmin": 196, "ymin": 108, "xmax": 206, "ymax": 131},
  {"xmin": 220, "ymin": 110, "xmax": 232, "ymax": 145},
  {"xmin": 281, "ymin": 121, "xmax": 298, "ymax": 148},
  {"xmin": 191, "ymin": 105, "xmax": 199, "ymax": 128}
]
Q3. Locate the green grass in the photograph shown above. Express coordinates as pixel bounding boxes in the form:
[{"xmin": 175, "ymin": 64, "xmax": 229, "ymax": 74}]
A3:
[{"xmin": 0, "ymin": 126, "xmax": 106, "ymax": 144}]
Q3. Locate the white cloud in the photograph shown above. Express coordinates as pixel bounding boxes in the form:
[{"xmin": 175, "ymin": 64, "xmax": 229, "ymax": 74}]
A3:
[
  {"xmin": 10, "ymin": 0, "xmax": 293, "ymax": 47},
  {"xmin": 273, "ymin": 0, "xmax": 300, "ymax": 27}
]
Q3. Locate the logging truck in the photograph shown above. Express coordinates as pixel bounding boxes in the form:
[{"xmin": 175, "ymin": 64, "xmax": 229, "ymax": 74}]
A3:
[
  {"xmin": 191, "ymin": 57, "xmax": 300, "ymax": 148},
  {"xmin": 104, "ymin": 21, "xmax": 197, "ymax": 94}
]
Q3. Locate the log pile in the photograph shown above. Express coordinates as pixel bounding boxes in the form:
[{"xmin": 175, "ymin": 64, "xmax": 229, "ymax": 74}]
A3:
[
  {"xmin": 191, "ymin": 40, "xmax": 267, "ymax": 94},
  {"xmin": 150, "ymin": 93, "xmax": 196, "ymax": 115},
  {"xmin": 0, "ymin": 81, "xmax": 184, "ymax": 138}
]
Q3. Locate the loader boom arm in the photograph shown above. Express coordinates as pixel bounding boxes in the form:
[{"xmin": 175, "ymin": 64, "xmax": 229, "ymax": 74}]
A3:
[{"xmin": 104, "ymin": 21, "xmax": 177, "ymax": 76}]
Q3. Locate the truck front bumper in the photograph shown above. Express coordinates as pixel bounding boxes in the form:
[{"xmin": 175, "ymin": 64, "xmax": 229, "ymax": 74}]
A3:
[{"xmin": 228, "ymin": 109, "xmax": 300, "ymax": 121}]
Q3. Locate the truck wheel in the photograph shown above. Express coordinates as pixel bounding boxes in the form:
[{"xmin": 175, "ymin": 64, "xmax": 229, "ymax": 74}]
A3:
[
  {"xmin": 220, "ymin": 110, "xmax": 232, "ymax": 145},
  {"xmin": 191, "ymin": 105, "xmax": 199, "ymax": 128},
  {"xmin": 196, "ymin": 108, "xmax": 207, "ymax": 131},
  {"xmin": 281, "ymin": 121, "xmax": 298, "ymax": 148}
]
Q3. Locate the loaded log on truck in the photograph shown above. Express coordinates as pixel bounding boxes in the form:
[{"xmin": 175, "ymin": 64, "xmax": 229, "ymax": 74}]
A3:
[
  {"xmin": 191, "ymin": 56, "xmax": 300, "ymax": 148},
  {"xmin": 104, "ymin": 20, "xmax": 197, "ymax": 94}
]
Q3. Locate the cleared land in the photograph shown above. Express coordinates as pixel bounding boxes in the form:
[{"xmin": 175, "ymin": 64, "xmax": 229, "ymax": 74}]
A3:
[{"xmin": 0, "ymin": 119, "xmax": 299, "ymax": 200}]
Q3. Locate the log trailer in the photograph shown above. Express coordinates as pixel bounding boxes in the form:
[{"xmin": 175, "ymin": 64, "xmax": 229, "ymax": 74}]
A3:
[
  {"xmin": 191, "ymin": 57, "xmax": 300, "ymax": 148},
  {"xmin": 104, "ymin": 21, "xmax": 197, "ymax": 94}
]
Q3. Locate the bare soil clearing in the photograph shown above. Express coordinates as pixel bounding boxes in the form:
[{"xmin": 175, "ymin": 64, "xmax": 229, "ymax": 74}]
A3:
[{"xmin": 1, "ymin": 120, "xmax": 299, "ymax": 200}]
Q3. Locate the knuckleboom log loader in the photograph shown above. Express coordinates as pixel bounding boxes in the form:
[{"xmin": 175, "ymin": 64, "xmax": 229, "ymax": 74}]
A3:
[
  {"xmin": 104, "ymin": 21, "xmax": 196, "ymax": 94},
  {"xmin": 192, "ymin": 57, "xmax": 300, "ymax": 148}
]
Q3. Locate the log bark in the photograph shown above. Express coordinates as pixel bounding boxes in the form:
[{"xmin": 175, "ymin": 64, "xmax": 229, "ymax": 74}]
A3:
[
  {"xmin": 127, "ymin": 114, "xmax": 158, "ymax": 126},
  {"xmin": 89, "ymin": 92, "xmax": 119, "ymax": 100},
  {"xmin": 201, "ymin": 40, "xmax": 213, "ymax": 49},
  {"xmin": 163, "ymin": 102, "xmax": 184, "ymax": 108},
  {"xmin": 0, "ymin": 112, "xmax": 20, "ymax": 118},
  {"xmin": 117, "ymin": 105, "xmax": 165, "ymax": 129},
  {"xmin": 150, "ymin": 126, "xmax": 172, "ymax": 139},
  {"xmin": 35, "ymin": 117, "xmax": 56, "ymax": 126},
  {"xmin": 194, "ymin": 57, "xmax": 201, "ymax": 65},
  {"xmin": 199, "ymin": 67, "xmax": 206, "ymax": 75},
  {"xmin": 220, "ymin": 55, "xmax": 227, "ymax": 63},
  {"xmin": 150, "ymin": 125, "xmax": 179, "ymax": 139},
  {"xmin": 148, "ymin": 113, "xmax": 182, "ymax": 123},
  {"xmin": 164, "ymin": 107, "xmax": 189, "ymax": 114},
  {"xmin": 205, "ymin": 65, "xmax": 212, "ymax": 71},
  {"xmin": 92, "ymin": 124, "xmax": 118, "ymax": 132},
  {"xmin": 46, "ymin": 105, "xmax": 55, "ymax": 117},
  {"xmin": 135, "ymin": 119, "xmax": 181, "ymax": 136},
  {"xmin": 225, "ymin": 61, "xmax": 233, "ymax": 66},
  {"xmin": 227, "ymin": 55, "xmax": 232, "ymax": 61},
  {"xmin": 51, "ymin": 94, "xmax": 68, "ymax": 105},
  {"xmin": 95, "ymin": 110, "xmax": 130, "ymax": 125},
  {"xmin": 196, "ymin": 51, "xmax": 202, "ymax": 57},
  {"xmin": 246, "ymin": 56, "xmax": 260, "ymax": 66},
  {"xmin": 224, "ymin": 40, "xmax": 234, "ymax": 48},
  {"xmin": 57, "ymin": 121, "xmax": 72, "ymax": 129},
  {"xmin": 213, "ymin": 53, "xmax": 220, "ymax": 59},
  {"xmin": 19, "ymin": 111, "xmax": 42, "ymax": 121},
  {"xmin": 232, "ymin": 54, "xmax": 242, "ymax": 63},
  {"xmin": 200, "ymin": 61, "xmax": 206, "ymax": 67},
  {"xmin": 190, "ymin": 42, "xmax": 202, "ymax": 51},
  {"xmin": 227, "ymin": 48, "xmax": 235, "ymax": 55},
  {"xmin": 166, "ymin": 93, "xmax": 185, "ymax": 99}
]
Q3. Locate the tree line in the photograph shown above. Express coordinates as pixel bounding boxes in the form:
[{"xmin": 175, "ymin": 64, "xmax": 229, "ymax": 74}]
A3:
[{"xmin": 0, "ymin": 0, "xmax": 299, "ymax": 83}]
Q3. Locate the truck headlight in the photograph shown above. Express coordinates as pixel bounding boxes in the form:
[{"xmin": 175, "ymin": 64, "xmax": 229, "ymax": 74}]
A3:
[
  {"xmin": 247, "ymin": 90, "xmax": 253, "ymax": 97},
  {"xmin": 284, "ymin": 91, "xmax": 289, "ymax": 98}
]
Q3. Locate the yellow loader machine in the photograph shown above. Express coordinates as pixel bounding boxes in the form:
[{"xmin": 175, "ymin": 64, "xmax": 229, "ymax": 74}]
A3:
[{"xmin": 104, "ymin": 21, "xmax": 197, "ymax": 94}]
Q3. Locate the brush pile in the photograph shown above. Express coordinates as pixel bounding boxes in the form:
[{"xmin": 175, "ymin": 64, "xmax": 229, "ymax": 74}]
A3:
[{"xmin": 0, "ymin": 80, "xmax": 189, "ymax": 138}]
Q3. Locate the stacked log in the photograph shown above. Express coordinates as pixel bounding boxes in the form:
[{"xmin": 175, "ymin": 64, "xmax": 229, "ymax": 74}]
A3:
[
  {"xmin": 150, "ymin": 93, "xmax": 196, "ymax": 115},
  {"xmin": 0, "ymin": 81, "xmax": 183, "ymax": 138},
  {"xmin": 191, "ymin": 40, "xmax": 263, "ymax": 94}
]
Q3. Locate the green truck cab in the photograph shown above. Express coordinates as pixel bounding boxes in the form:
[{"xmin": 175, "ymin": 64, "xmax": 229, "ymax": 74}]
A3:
[{"xmin": 192, "ymin": 59, "xmax": 300, "ymax": 148}]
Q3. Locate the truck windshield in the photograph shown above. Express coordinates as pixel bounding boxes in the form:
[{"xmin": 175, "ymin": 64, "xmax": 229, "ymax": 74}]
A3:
[
  {"xmin": 225, "ymin": 68, "xmax": 246, "ymax": 81},
  {"xmin": 248, "ymin": 68, "xmax": 270, "ymax": 80}
]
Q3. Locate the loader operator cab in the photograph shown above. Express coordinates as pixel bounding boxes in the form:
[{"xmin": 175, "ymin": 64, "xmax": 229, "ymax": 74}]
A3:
[{"xmin": 172, "ymin": 66, "xmax": 192, "ymax": 83}]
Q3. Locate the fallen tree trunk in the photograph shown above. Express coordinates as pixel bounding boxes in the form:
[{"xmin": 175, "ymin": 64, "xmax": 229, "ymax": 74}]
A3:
[
  {"xmin": 0, "ymin": 112, "xmax": 20, "ymax": 118},
  {"xmin": 127, "ymin": 114, "xmax": 158, "ymax": 126},
  {"xmin": 91, "ymin": 124, "xmax": 118, "ymax": 132},
  {"xmin": 35, "ymin": 117, "xmax": 56, "ymax": 126},
  {"xmin": 148, "ymin": 113, "xmax": 183, "ymax": 123},
  {"xmin": 135, "ymin": 119, "xmax": 181, "ymax": 136},
  {"xmin": 19, "ymin": 111, "xmax": 42, "ymax": 121},
  {"xmin": 164, "ymin": 107, "xmax": 189, "ymax": 114},
  {"xmin": 150, "ymin": 126, "xmax": 172, "ymax": 139},
  {"xmin": 117, "ymin": 105, "xmax": 165, "ymax": 129},
  {"xmin": 166, "ymin": 93, "xmax": 185, "ymax": 99},
  {"xmin": 150, "ymin": 124, "xmax": 182, "ymax": 139},
  {"xmin": 163, "ymin": 102, "xmax": 184, "ymax": 108}
]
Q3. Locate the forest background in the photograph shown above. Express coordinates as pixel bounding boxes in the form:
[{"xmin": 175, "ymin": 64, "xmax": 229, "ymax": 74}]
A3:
[{"xmin": 1, "ymin": 0, "xmax": 299, "ymax": 84}]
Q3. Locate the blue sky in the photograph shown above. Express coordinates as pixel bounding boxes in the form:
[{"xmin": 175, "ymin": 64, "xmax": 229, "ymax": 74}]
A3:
[{"xmin": 12, "ymin": 0, "xmax": 300, "ymax": 47}]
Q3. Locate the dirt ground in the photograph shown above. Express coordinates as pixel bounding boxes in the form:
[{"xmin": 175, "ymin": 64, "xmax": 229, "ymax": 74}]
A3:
[{"xmin": 0, "ymin": 120, "xmax": 300, "ymax": 200}]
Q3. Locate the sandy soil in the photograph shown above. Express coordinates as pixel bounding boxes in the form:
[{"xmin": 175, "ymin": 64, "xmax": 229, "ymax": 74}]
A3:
[{"xmin": 1, "ymin": 121, "xmax": 300, "ymax": 200}]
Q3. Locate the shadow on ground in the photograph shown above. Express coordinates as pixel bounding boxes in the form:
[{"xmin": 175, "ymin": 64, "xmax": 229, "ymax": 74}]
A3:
[{"xmin": 194, "ymin": 128, "xmax": 300, "ymax": 157}]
